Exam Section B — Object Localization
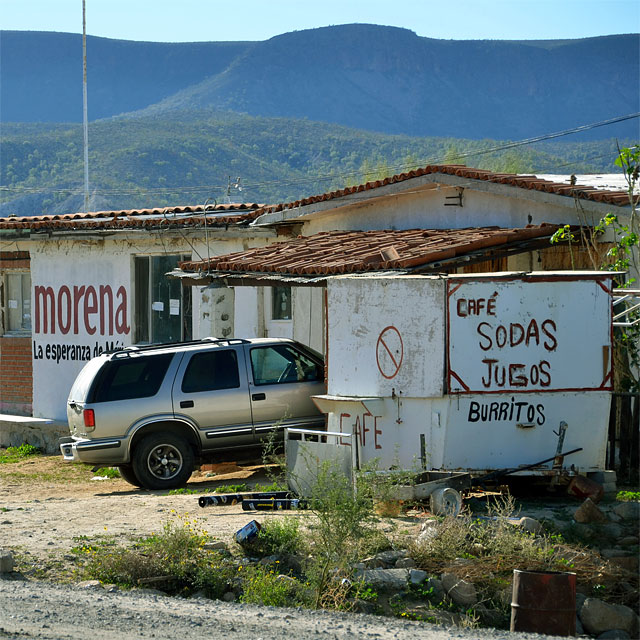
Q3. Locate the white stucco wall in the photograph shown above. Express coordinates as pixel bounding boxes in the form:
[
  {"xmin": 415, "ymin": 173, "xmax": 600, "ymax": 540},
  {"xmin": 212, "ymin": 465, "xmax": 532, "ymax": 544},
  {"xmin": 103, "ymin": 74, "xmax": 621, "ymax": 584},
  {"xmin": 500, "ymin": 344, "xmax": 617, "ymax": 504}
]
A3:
[
  {"xmin": 300, "ymin": 186, "xmax": 614, "ymax": 235},
  {"xmin": 28, "ymin": 233, "xmax": 257, "ymax": 420},
  {"xmin": 320, "ymin": 273, "xmax": 613, "ymax": 472}
]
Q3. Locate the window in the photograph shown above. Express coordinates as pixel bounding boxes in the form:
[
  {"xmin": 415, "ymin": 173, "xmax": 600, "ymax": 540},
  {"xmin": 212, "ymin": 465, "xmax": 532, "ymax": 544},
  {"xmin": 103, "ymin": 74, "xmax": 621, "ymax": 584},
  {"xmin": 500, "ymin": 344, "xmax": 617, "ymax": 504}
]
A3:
[
  {"xmin": 134, "ymin": 255, "xmax": 191, "ymax": 344},
  {"xmin": 3, "ymin": 272, "xmax": 31, "ymax": 333},
  {"xmin": 90, "ymin": 354, "xmax": 173, "ymax": 403},
  {"xmin": 250, "ymin": 345, "xmax": 322, "ymax": 385},
  {"xmin": 181, "ymin": 350, "xmax": 240, "ymax": 393},
  {"xmin": 271, "ymin": 286, "xmax": 291, "ymax": 320}
]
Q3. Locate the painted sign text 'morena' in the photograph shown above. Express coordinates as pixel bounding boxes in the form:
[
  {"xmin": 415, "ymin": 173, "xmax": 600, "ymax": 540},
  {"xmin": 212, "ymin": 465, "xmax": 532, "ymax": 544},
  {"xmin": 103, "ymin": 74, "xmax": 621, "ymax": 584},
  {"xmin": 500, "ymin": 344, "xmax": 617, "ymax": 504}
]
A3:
[{"xmin": 34, "ymin": 284, "xmax": 130, "ymax": 336}]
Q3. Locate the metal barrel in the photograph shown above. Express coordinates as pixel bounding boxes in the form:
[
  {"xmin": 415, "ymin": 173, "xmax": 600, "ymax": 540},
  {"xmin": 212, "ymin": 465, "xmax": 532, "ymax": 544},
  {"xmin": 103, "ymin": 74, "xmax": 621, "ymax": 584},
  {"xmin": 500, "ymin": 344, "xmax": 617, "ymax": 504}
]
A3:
[
  {"xmin": 248, "ymin": 492, "xmax": 291, "ymax": 500},
  {"xmin": 510, "ymin": 569, "xmax": 576, "ymax": 636},
  {"xmin": 198, "ymin": 493, "xmax": 244, "ymax": 507}
]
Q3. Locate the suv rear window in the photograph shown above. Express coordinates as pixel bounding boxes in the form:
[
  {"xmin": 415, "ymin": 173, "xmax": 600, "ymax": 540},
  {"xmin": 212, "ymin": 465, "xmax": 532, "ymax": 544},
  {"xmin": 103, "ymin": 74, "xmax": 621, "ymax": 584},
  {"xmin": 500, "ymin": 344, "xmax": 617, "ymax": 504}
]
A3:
[
  {"xmin": 89, "ymin": 354, "xmax": 173, "ymax": 402},
  {"xmin": 181, "ymin": 349, "xmax": 240, "ymax": 393}
]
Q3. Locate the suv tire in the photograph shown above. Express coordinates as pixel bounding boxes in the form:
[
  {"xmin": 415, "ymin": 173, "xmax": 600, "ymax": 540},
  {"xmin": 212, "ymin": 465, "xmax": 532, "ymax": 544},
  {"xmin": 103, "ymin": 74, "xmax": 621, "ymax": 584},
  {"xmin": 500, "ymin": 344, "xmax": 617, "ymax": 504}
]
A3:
[
  {"xmin": 132, "ymin": 432, "xmax": 194, "ymax": 490},
  {"xmin": 118, "ymin": 464, "xmax": 142, "ymax": 487}
]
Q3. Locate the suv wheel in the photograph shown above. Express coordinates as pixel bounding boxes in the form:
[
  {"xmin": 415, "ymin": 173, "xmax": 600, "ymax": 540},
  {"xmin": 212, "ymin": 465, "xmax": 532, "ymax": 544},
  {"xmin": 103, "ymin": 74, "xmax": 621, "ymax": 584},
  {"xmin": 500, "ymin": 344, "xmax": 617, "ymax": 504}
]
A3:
[
  {"xmin": 117, "ymin": 464, "xmax": 142, "ymax": 487},
  {"xmin": 132, "ymin": 433, "xmax": 194, "ymax": 490}
]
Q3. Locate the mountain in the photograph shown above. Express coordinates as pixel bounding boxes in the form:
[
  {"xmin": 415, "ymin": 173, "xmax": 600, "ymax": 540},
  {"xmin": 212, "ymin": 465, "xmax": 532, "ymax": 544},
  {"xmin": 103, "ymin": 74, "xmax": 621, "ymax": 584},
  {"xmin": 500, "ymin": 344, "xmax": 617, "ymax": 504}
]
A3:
[
  {"xmin": 1, "ymin": 26, "xmax": 638, "ymax": 140},
  {"xmin": 0, "ymin": 31, "xmax": 252, "ymax": 122}
]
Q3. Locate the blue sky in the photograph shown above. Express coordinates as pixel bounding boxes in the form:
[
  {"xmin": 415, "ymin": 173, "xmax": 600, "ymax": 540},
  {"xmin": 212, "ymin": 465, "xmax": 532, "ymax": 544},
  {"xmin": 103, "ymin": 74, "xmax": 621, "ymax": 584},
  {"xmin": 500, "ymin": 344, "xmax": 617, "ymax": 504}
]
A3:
[{"xmin": 1, "ymin": 0, "xmax": 638, "ymax": 42}]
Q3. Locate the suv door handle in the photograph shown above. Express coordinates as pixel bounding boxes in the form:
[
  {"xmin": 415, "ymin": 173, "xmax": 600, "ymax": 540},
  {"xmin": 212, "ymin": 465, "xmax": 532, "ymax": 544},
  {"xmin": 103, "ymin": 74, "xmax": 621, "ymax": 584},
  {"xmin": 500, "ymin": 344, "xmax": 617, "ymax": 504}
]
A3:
[
  {"xmin": 252, "ymin": 393, "xmax": 266, "ymax": 401},
  {"xmin": 180, "ymin": 400, "xmax": 194, "ymax": 408}
]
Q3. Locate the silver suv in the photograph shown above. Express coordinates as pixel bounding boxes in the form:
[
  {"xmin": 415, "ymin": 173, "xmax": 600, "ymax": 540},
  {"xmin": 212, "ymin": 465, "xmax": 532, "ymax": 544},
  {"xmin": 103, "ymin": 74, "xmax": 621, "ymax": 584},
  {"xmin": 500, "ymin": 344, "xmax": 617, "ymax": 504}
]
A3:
[{"xmin": 60, "ymin": 338, "xmax": 325, "ymax": 489}]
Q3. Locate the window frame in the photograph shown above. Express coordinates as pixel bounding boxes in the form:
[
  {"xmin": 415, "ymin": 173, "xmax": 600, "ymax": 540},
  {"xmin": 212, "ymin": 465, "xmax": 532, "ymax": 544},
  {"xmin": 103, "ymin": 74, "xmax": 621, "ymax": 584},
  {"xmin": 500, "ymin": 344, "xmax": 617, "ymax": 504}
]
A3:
[
  {"xmin": 133, "ymin": 254, "xmax": 192, "ymax": 345},
  {"xmin": 2, "ymin": 271, "xmax": 32, "ymax": 336}
]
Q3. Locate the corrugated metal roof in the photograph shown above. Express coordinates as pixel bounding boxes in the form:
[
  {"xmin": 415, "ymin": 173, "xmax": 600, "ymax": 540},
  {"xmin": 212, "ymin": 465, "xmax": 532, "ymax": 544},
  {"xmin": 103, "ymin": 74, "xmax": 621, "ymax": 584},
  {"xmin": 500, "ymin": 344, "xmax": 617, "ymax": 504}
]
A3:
[{"xmin": 179, "ymin": 225, "xmax": 559, "ymax": 276}]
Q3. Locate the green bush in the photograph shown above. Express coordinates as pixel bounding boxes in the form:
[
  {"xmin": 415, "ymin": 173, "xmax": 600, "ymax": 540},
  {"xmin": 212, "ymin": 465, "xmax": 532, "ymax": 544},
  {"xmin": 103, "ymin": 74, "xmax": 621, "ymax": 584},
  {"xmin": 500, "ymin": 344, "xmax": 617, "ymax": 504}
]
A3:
[
  {"xmin": 0, "ymin": 443, "xmax": 41, "ymax": 463},
  {"xmin": 80, "ymin": 517, "xmax": 233, "ymax": 598}
]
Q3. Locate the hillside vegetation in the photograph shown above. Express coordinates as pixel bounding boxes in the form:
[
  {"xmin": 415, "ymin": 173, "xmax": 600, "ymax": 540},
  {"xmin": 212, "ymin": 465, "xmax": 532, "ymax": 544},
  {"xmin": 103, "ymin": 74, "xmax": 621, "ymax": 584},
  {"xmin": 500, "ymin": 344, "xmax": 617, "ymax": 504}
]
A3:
[{"xmin": 0, "ymin": 111, "xmax": 631, "ymax": 216}]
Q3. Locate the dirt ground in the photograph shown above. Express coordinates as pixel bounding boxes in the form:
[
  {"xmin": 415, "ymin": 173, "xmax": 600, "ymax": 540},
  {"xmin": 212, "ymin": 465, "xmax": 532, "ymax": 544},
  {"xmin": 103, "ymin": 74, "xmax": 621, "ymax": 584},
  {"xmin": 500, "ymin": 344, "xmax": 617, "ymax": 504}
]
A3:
[{"xmin": 0, "ymin": 455, "xmax": 319, "ymax": 557}]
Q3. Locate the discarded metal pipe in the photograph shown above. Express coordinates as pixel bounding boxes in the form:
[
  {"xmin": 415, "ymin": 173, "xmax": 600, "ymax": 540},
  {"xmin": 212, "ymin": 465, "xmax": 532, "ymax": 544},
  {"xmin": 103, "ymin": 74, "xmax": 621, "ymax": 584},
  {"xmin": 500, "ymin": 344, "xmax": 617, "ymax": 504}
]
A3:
[
  {"xmin": 473, "ymin": 447, "xmax": 583, "ymax": 486},
  {"xmin": 242, "ymin": 498, "xmax": 308, "ymax": 511}
]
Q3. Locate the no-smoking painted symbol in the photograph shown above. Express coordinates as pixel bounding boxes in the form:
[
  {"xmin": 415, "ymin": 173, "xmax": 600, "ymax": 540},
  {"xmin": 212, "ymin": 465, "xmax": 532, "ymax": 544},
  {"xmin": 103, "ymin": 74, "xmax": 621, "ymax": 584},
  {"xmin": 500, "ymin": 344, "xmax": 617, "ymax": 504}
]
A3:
[{"xmin": 376, "ymin": 326, "xmax": 404, "ymax": 379}]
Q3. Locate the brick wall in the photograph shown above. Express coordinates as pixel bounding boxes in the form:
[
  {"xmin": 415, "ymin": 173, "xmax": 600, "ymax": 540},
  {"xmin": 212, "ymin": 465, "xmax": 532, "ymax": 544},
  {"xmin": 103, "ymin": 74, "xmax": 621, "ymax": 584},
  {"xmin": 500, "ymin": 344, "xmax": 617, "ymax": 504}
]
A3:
[
  {"xmin": 0, "ymin": 336, "xmax": 32, "ymax": 415},
  {"xmin": 0, "ymin": 251, "xmax": 32, "ymax": 416}
]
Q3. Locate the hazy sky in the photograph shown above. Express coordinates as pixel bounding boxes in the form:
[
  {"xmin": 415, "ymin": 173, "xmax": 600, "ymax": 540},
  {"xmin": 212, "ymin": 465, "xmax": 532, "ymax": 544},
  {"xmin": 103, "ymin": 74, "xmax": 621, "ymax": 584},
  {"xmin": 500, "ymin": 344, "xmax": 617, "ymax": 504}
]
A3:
[{"xmin": 1, "ymin": 0, "xmax": 638, "ymax": 42}]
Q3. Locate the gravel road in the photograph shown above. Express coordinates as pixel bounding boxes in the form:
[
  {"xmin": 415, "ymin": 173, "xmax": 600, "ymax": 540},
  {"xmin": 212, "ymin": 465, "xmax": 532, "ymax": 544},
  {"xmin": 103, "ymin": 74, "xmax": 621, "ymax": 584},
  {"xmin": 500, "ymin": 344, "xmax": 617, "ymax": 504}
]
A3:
[{"xmin": 0, "ymin": 578, "xmax": 562, "ymax": 640}]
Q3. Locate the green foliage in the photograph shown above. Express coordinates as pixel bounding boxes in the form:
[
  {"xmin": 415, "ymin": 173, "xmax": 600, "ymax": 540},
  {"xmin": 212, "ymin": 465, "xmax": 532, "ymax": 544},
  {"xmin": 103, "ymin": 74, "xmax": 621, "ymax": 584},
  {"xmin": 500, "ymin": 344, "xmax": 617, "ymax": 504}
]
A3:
[
  {"xmin": 616, "ymin": 490, "xmax": 640, "ymax": 502},
  {"xmin": 238, "ymin": 564, "xmax": 302, "ymax": 607},
  {"xmin": 0, "ymin": 114, "xmax": 631, "ymax": 216},
  {"xmin": 253, "ymin": 517, "xmax": 303, "ymax": 557},
  {"xmin": 213, "ymin": 483, "xmax": 248, "ymax": 493},
  {"xmin": 93, "ymin": 467, "xmax": 121, "ymax": 479},
  {"xmin": 79, "ymin": 516, "xmax": 233, "ymax": 597},
  {"xmin": 0, "ymin": 443, "xmax": 41, "ymax": 463}
]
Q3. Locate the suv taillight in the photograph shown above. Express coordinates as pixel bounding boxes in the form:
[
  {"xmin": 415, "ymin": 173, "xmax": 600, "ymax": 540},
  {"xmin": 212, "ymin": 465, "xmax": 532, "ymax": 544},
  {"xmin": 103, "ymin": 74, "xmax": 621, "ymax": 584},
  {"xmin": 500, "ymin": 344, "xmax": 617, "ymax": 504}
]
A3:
[{"xmin": 83, "ymin": 409, "xmax": 95, "ymax": 430}]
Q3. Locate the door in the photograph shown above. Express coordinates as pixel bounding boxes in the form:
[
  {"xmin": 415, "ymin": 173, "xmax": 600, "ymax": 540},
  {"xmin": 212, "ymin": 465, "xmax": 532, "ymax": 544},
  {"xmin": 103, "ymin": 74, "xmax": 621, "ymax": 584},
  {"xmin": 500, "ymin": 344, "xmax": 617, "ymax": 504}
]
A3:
[
  {"xmin": 172, "ymin": 347, "xmax": 254, "ymax": 449},
  {"xmin": 247, "ymin": 343, "xmax": 325, "ymax": 440}
]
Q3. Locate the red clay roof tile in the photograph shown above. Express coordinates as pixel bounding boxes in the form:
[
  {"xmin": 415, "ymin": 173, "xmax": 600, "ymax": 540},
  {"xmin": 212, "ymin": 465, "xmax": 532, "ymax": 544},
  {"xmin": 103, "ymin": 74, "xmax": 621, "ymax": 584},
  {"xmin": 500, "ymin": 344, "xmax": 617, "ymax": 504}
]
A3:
[{"xmin": 179, "ymin": 225, "xmax": 560, "ymax": 277}]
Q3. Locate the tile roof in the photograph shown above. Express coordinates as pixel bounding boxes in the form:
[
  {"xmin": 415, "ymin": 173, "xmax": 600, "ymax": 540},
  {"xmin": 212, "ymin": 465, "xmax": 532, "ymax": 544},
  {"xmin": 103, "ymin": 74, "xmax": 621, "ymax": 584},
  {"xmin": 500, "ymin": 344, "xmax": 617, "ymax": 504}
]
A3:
[
  {"xmin": 0, "ymin": 203, "xmax": 263, "ymax": 231},
  {"xmin": 179, "ymin": 225, "xmax": 559, "ymax": 276},
  {"xmin": 258, "ymin": 165, "xmax": 633, "ymax": 217}
]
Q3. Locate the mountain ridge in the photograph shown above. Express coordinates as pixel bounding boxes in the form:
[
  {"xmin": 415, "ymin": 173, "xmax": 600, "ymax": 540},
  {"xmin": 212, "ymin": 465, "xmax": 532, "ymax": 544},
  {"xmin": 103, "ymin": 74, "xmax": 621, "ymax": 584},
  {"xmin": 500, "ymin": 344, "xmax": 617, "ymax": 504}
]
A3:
[{"xmin": 2, "ymin": 26, "xmax": 638, "ymax": 140}]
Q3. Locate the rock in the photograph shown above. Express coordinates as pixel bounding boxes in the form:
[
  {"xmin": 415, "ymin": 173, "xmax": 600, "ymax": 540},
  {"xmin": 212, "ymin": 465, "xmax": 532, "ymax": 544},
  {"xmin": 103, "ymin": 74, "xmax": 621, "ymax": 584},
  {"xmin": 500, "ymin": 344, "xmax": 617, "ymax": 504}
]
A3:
[
  {"xmin": 517, "ymin": 516, "xmax": 543, "ymax": 534},
  {"xmin": 568, "ymin": 475, "xmax": 605, "ymax": 502},
  {"xmin": 576, "ymin": 592, "xmax": 587, "ymax": 614},
  {"xmin": 600, "ymin": 548, "xmax": 632, "ymax": 558},
  {"xmin": 363, "ymin": 550, "xmax": 405, "ymax": 568},
  {"xmin": 601, "ymin": 523, "xmax": 623, "ymax": 539},
  {"xmin": 408, "ymin": 569, "xmax": 428, "ymax": 585},
  {"xmin": 395, "ymin": 557, "xmax": 416, "ymax": 568},
  {"xmin": 440, "ymin": 572, "xmax": 477, "ymax": 607},
  {"xmin": 618, "ymin": 536, "xmax": 638, "ymax": 546},
  {"xmin": 574, "ymin": 498, "xmax": 608, "ymax": 524},
  {"xmin": 77, "ymin": 580, "xmax": 102, "ymax": 589},
  {"xmin": 580, "ymin": 598, "xmax": 637, "ymax": 636},
  {"xmin": 425, "ymin": 577, "xmax": 445, "ymax": 602},
  {"xmin": 608, "ymin": 556, "xmax": 639, "ymax": 573},
  {"xmin": 612, "ymin": 502, "xmax": 640, "ymax": 520},
  {"xmin": 352, "ymin": 598, "xmax": 377, "ymax": 614},
  {"xmin": 222, "ymin": 591, "xmax": 236, "ymax": 602},
  {"xmin": 596, "ymin": 631, "xmax": 631, "ymax": 639},
  {"xmin": 203, "ymin": 540, "xmax": 228, "ymax": 551},
  {"xmin": 473, "ymin": 604, "xmax": 504, "ymax": 627},
  {"xmin": 354, "ymin": 568, "xmax": 409, "ymax": 591},
  {"xmin": 576, "ymin": 616, "xmax": 584, "ymax": 635},
  {"xmin": 0, "ymin": 549, "xmax": 15, "ymax": 573}
]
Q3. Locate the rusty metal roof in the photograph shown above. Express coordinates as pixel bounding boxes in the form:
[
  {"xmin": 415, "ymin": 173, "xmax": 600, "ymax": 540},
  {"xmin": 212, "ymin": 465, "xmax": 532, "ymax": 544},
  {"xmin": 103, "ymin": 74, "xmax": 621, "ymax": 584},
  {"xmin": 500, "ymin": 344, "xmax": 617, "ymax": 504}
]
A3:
[
  {"xmin": 179, "ymin": 225, "xmax": 559, "ymax": 277},
  {"xmin": 259, "ymin": 165, "xmax": 633, "ymax": 216},
  {"xmin": 0, "ymin": 203, "xmax": 263, "ymax": 231}
]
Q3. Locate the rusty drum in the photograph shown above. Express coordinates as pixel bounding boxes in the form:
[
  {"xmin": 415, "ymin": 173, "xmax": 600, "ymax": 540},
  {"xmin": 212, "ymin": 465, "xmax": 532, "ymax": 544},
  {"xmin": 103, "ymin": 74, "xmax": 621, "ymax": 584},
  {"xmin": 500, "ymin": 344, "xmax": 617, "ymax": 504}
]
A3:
[{"xmin": 510, "ymin": 569, "xmax": 576, "ymax": 636}]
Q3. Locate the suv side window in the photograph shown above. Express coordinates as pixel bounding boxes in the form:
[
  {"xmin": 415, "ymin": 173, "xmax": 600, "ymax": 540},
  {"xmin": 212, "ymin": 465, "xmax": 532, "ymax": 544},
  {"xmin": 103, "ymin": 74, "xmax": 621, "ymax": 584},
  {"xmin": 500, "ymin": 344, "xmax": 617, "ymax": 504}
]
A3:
[
  {"xmin": 181, "ymin": 349, "xmax": 240, "ymax": 393},
  {"xmin": 250, "ymin": 345, "xmax": 322, "ymax": 385},
  {"xmin": 90, "ymin": 354, "xmax": 173, "ymax": 403}
]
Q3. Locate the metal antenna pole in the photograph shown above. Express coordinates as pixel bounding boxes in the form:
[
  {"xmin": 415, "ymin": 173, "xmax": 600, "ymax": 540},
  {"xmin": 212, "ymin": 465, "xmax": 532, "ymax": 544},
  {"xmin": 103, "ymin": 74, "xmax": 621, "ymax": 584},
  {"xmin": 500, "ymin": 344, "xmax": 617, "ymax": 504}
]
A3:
[{"xmin": 82, "ymin": 0, "xmax": 90, "ymax": 212}]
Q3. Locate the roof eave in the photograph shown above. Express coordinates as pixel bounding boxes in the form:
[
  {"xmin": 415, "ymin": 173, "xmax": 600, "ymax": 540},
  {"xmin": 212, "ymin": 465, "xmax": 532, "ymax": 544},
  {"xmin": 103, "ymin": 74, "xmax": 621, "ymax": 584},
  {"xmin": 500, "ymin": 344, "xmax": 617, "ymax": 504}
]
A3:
[{"xmin": 252, "ymin": 173, "xmax": 633, "ymax": 226}]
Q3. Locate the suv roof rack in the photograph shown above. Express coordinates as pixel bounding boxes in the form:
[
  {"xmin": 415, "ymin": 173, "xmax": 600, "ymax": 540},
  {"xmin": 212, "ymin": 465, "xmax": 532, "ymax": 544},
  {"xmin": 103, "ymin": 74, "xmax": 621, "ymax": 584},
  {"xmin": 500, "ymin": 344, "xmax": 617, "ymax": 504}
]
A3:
[{"xmin": 105, "ymin": 337, "xmax": 250, "ymax": 358}]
